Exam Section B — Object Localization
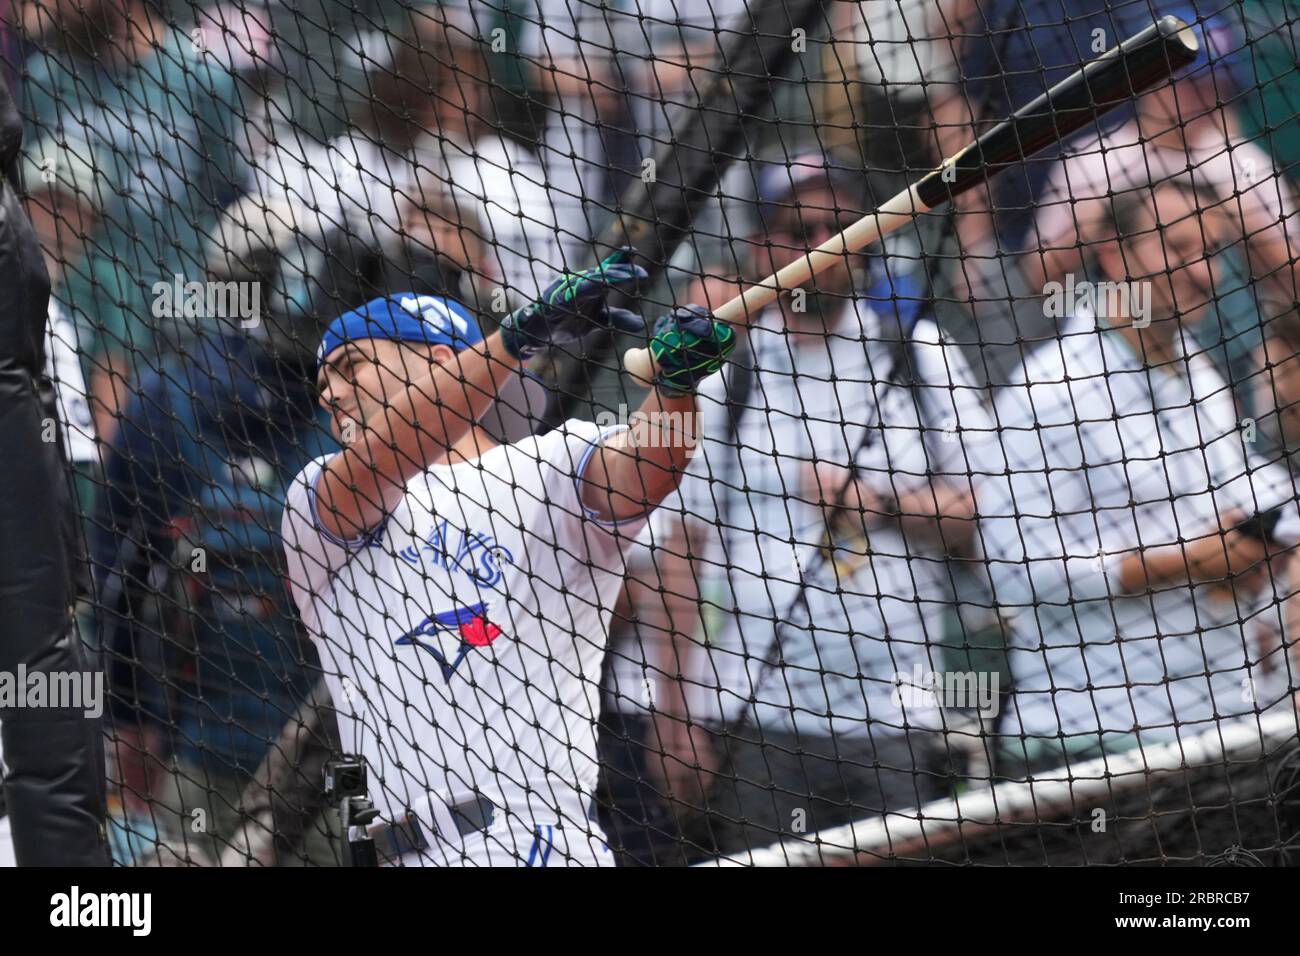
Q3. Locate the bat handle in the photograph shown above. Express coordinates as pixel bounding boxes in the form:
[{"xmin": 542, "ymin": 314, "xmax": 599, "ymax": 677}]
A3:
[
  {"xmin": 623, "ymin": 183, "xmax": 927, "ymax": 383},
  {"xmin": 624, "ymin": 291, "xmax": 765, "ymax": 382},
  {"xmin": 623, "ymin": 345, "xmax": 657, "ymax": 384}
]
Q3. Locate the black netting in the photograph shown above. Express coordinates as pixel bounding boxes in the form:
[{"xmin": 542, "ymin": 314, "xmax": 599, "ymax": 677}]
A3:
[{"xmin": 2, "ymin": 0, "xmax": 1300, "ymax": 867}]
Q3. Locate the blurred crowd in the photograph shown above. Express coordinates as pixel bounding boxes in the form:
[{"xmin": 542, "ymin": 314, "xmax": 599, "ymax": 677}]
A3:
[{"xmin": 9, "ymin": 0, "xmax": 1300, "ymax": 864}]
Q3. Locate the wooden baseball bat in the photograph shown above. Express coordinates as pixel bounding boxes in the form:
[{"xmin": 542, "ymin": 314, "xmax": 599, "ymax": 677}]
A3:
[{"xmin": 623, "ymin": 13, "xmax": 1199, "ymax": 382}]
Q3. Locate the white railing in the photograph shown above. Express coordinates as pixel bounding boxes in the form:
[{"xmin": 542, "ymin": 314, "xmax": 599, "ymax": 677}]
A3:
[{"xmin": 700, "ymin": 710, "xmax": 1300, "ymax": 866}]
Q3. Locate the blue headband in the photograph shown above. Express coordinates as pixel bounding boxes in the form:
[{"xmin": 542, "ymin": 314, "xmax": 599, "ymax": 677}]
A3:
[{"xmin": 316, "ymin": 294, "xmax": 483, "ymax": 375}]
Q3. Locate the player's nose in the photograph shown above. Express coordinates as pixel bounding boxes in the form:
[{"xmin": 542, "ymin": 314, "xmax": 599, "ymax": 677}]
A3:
[{"xmin": 320, "ymin": 373, "xmax": 353, "ymax": 406}]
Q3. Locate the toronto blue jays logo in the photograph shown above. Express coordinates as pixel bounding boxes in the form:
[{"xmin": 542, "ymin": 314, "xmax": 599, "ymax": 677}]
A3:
[{"xmin": 396, "ymin": 601, "xmax": 505, "ymax": 683}]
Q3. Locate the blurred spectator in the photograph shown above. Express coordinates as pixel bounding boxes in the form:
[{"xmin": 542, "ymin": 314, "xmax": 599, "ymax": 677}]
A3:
[
  {"xmin": 315, "ymin": 169, "xmax": 494, "ymax": 317},
  {"xmin": 618, "ymin": 0, "xmax": 750, "ymax": 164},
  {"xmin": 240, "ymin": 26, "xmax": 420, "ymax": 325},
  {"xmin": 518, "ymin": 0, "xmax": 641, "ymax": 263},
  {"xmin": 982, "ymin": 179, "xmax": 1299, "ymax": 778},
  {"xmin": 837, "ymin": 0, "xmax": 976, "ymax": 188},
  {"xmin": 1253, "ymin": 303, "xmax": 1300, "ymax": 469},
  {"xmin": 408, "ymin": 5, "xmax": 562, "ymax": 307},
  {"xmin": 955, "ymin": 0, "xmax": 1150, "ymax": 250},
  {"xmin": 1031, "ymin": 6, "xmax": 1300, "ymax": 399},
  {"xmin": 91, "ymin": 234, "xmax": 338, "ymax": 865},
  {"xmin": 623, "ymin": 155, "xmax": 994, "ymax": 860},
  {"xmin": 245, "ymin": 4, "xmax": 561, "ymax": 319},
  {"xmin": 615, "ymin": 0, "xmax": 753, "ymax": 283},
  {"xmin": 192, "ymin": 3, "xmax": 280, "ymax": 158},
  {"xmin": 1247, "ymin": 302, "xmax": 1300, "ymax": 698},
  {"xmin": 1234, "ymin": 0, "xmax": 1300, "ymax": 189},
  {"xmin": 21, "ymin": 0, "xmax": 249, "ymax": 439},
  {"xmin": 823, "ymin": 0, "xmax": 1050, "ymax": 387}
]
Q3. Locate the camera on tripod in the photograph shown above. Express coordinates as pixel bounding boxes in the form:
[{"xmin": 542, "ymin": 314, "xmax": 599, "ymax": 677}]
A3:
[
  {"xmin": 324, "ymin": 757, "xmax": 369, "ymax": 802},
  {"xmin": 324, "ymin": 756, "xmax": 380, "ymax": 866}
]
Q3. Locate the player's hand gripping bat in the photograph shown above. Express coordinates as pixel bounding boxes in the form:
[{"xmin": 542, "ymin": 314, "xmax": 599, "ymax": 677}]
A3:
[{"xmin": 623, "ymin": 14, "xmax": 1200, "ymax": 382}]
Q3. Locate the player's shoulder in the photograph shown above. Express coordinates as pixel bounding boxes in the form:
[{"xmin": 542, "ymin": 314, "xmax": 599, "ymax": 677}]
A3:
[
  {"xmin": 287, "ymin": 452, "xmax": 336, "ymax": 490},
  {"xmin": 280, "ymin": 454, "xmax": 348, "ymax": 570},
  {"xmin": 508, "ymin": 418, "xmax": 608, "ymax": 472}
]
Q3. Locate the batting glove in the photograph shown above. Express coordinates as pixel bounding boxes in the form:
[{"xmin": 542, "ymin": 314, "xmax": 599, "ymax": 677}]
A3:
[
  {"xmin": 500, "ymin": 246, "xmax": 649, "ymax": 360},
  {"xmin": 648, "ymin": 305, "xmax": 737, "ymax": 398}
]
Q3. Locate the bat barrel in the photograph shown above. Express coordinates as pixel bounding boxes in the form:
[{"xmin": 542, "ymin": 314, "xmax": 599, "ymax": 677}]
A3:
[
  {"xmin": 623, "ymin": 14, "xmax": 1199, "ymax": 384},
  {"xmin": 915, "ymin": 14, "xmax": 1199, "ymax": 208}
]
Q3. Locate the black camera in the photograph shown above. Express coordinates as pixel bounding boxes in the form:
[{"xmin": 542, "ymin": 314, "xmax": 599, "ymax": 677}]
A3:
[
  {"xmin": 324, "ymin": 756, "xmax": 380, "ymax": 867},
  {"xmin": 323, "ymin": 758, "xmax": 368, "ymax": 802}
]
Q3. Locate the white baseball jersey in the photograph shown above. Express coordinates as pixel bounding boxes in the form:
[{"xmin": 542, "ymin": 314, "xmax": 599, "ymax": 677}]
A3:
[{"xmin": 282, "ymin": 419, "xmax": 641, "ymax": 866}]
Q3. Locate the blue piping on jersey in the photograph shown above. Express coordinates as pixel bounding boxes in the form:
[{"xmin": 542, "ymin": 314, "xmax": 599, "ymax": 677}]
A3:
[
  {"xmin": 307, "ymin": 455, "xmax": 388, "ymax": 550},
  {"xmin": 574, "ymin": 424, "xmax": 653, "ymax": 528}
]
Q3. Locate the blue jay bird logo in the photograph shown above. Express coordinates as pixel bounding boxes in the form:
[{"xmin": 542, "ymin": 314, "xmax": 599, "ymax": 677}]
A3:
[{"xmin": 396, "ymin": 602, "xmax": 504, "ymax": 682}]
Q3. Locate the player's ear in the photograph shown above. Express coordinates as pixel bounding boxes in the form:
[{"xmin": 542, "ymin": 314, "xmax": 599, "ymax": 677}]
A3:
[{"xmin": 429, "ymin": 343, "xmax": 456, "ymax": 367}]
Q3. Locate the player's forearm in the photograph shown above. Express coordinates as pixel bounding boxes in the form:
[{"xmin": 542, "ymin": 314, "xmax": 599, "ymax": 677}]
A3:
[
  {"xmin": 1117, "ymin": 546, "xmax": 1174, "ymax": 593},
  {"xmin": 317, "ymin": 333, "xmax": 521, "ymax": 538},
  {"xmin": 580, "ymin": 392, "xmax": 699, "ymax": 523}
]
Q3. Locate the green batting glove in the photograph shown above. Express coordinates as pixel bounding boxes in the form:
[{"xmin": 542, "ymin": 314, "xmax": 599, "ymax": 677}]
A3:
[
  {"xmin": 648, "ymin": 305, "xmax": 737, "ymax": 397},
  {"xmin": 500, "ymin": 247, "xmax": 648, "ymax": 360}
]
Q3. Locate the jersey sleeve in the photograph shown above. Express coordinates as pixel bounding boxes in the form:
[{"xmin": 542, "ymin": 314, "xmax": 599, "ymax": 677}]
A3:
[
  {"xmin": 280, "ymin": 454, "xmax": 366, "ymax": 616},
  {"xmin": 532, "ymin": 418, "xmax": 655, "ymax": 567}
]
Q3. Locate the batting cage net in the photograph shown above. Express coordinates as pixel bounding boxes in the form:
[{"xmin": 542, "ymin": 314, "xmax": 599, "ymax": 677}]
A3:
[{"xmin": 6, "ymin": 0, "xmax": 1300, "ymax": 867}]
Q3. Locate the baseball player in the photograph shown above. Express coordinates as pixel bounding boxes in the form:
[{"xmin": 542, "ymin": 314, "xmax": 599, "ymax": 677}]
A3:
[{"xmin": 282, "ymin": 249, "xmax": 735, "ymax": 866}]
